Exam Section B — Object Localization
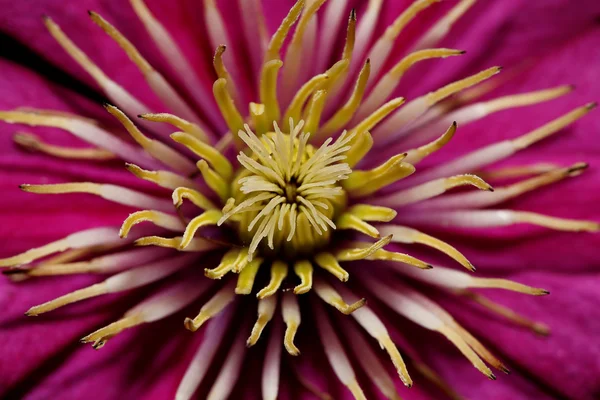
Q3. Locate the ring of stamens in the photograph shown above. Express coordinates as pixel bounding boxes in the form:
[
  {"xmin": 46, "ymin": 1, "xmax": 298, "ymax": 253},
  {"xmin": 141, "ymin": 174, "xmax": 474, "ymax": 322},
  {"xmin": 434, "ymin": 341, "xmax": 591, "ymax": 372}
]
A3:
[{"xmin": 218, "ymin": 119, "xmax": 353, "ymax": 260}]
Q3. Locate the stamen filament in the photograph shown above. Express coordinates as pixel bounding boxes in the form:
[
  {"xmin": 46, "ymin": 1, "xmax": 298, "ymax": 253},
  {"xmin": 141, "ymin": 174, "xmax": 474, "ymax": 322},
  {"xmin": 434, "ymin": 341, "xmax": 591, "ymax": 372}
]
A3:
[
  {"xmin": 314, "ymin": 279, "xmax": 366, "ymax": 315},
  {"xmin": 247, "ymin": 295, "xmax": 277, "ymax": 346},
  {"xmin": 184, "ymin": 281, "xmax": 236, "ymax": 332},
  {"xmin": 119, "ymin": 210, "xmax": 184, "ymax": 238},
  {"xmin": 282, "ymin": 292, "xmax": 301, "ymax": 356},
  {"xmin": 14, "ymin": 132, "xmax": 115, "ymax": 160},
  {"xmin": 257, "ymin": 261, "xmax": 288, "ymax": 299}
]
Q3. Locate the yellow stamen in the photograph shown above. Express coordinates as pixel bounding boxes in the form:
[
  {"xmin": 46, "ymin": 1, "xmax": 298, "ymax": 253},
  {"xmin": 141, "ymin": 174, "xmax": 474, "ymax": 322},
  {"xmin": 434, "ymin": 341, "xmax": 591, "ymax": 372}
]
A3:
[
  {"xmin": 480, "ymin": 85, "xmax": 574, "ymax": 116},
  {"xmin": 134, "ymin": 236, "xmax": 216, "ymax": 252},
  {"xmin": 180, "ymin": 210, "xmax": 223, "ymax": 249},
  {"xmin": 404, "ymin": 121, "xmax": 456, "ymax": 165},
  {"xmin": 283, "ymin": 0, "xmax": 327, "ymax": 85},
  {"xmin": 341, "ymin": 8, "xmax": 357, "ymax": 61},
  {"xmin": 264, "ymin": 0, "xmax": 305, "ymax": 62},
  {"xmin": 247, "ymin": 295, "xmax": 276, "ymax": 346},
  {"xmin": 213, "ymin": 78, "xmax": 245, "ymax": 139},
  {"xmin": 125, "ymin": 163, "xmax": 199, "ymax": 191},
  {"xmin": 413, "ymin": 0, "xmax": 477, "ymax": 50},
  {"xmin": 171, "ymin": 131, "xmax": 233, "ymax": 179},
  {"xmin": 511, "ymin": 211, "xmax": 599, "ymax": 232},
  {"xmin": 320, "ymin": 59, "xmax": 371, "ymax": 136},
  {"xmin": 104, "ymin": 104, "xmax": 194, "ymax": 173},
  {"xmin": 139, "ymin": 113, "xmax": 208, "ymax": 142},
  {"xmin": 380, "ymin": 225, "xmax": 475, "ymax": 271},
  {"xmin": 512, "ymin": 103, "xmax": 596, "ymax": 149},
  {"xmin": 303, "ymin": 90, "xmax": 328, "ymax": 137},
  {"xmin": 283, "ymin": 73, "xmax": 329, "ymax": 129},
  {"xmin": 461, "ymin": 291, "xmax": 550, "ymax": 335},
  {"xmin": 235, "ymin": 256, "xmax": 263, "ymax": 294},
  {"xmin": 437, "ymin": 325, "xmax": 495, "ymax": 380},
  {"xmin": 119, "ymin": 210, "xmax": 184, "ymax": 238},
  {"xmin": 367, "ymin": 249, "xmax": 432, "ymax": 270},
  {"xmin": 349, "ymin": 97, "xmax": 405, "ymax": 137},
  {"xmin": 257, "ymin": 261, "xmax": 288, "ymax": 299},
  {"xmin": 26, "ymin": 282, "xmax": 107, "ymax": 316},
  {"xmin": 379, "ymin": 335, "xmax": 413, "ymax": 388},
  {"xmin": 196, "ymin": 159, "xmax": 230, "ymax": 201},
  {"xmin": 347, "ymin": 204, "xmax": 397, "ymax": 222},
  {"xmin": 14, "ymin": 132, "xmax": 115, "ymax": 160},
  {"xmin": 206, "ymin": 248, "xmax": 239, "ymax": 280},
  {"xmin": 478, "ymin": 163, "xmax": 562, "ymax": 180},
  {"xmin": 382, "ymin": 0, "xmax": 439, "ymax": 42},
  {"xmin": 293, "ymin": 260, "xmax": 314, "ymax": 294},
  {"xmin": 343, "ymin": 154, "xmax": 415, "ymax": 196},
  {"xmin": 172, "ymin": 187, "xmax": 217, "ymax": 211},
  {"xmin": 184, "ymin": 282, "xmax": 235, "ymax": 332},
  {"xmin": 43, "ymin": 17, "xmax": 121, "ymax": 97},
  {"xmin": 314, "ymin": 280, "xmax": 366, "ymax": 315},
  {"xmin": 213, "ymin": 45, "xmax": 240, "ymax": 105},
  {"xmin": 411, "ymin": 362, "xmax": 464, "ymax": 400},
  {"xmin": 314, "ymin": 252, "xmax": 349, "ymax": 282},
  {"xmin": 347, "ymin": 380, "xmax": 367, "ymax": 400},
  {"xmin": 249, "ymin": 103, "xmax": 270, "ymax": 137},
  {"xmin": 345, "ymin": 131, "xmax": 373, "ymax": 168},
  {"xmin": 336, "ymin": 213, "xmax": 380, "ymax": 238},
  {"xmin": 335, "ymin": 235, "xmax": 393, "ymax": 262},
  {"xmin": 470, "ymin": 277, "xmax": 550, "ymax": 295},
  {"xmin": 259, "ymin": 59, "xmax": 284, "ymax": 123},
  {"xmin": 428, "ymin": 67, "xmax": 503, "ymax": 106},
  {"xmin": 282, "ymin": 292, "xmax": 301, "ymax": 355},
  {"xmin": 81, "ymin": 314, "xmax": 144, "ymax": 349}
]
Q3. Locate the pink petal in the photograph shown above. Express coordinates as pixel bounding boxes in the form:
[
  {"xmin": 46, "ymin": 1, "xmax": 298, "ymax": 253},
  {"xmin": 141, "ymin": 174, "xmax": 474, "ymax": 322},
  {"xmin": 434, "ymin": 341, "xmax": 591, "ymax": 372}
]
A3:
[
  {"xmin": 0, "ymin": 0, "xmax": 215, "ymax": 115},
  {"xmin": 442, "ymin": 270, "xmax": 600, "ymax": 400}
]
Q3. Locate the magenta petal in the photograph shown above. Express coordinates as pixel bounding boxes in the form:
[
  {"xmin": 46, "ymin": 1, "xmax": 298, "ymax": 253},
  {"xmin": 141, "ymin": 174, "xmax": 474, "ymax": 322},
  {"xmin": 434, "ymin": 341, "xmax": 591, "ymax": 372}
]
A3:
[
  {"xmin": 443, "ymin": 270, "xmax": 600, "ymax": 400},
  {"xmin": 0, "ymin": 0, "xmax": 215, "ymax": 113}
]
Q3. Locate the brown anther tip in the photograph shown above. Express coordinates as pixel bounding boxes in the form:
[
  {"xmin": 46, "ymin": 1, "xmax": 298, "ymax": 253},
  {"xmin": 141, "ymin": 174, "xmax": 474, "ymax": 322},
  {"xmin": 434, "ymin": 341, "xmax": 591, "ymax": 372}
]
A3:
[
  {"xmin": 459, "ymin": 50, "xmax": 467, "ymax": 54},
  {"xmin": 540, "ymin": 289, "xmax": 550, "ymax": 295},
  {"xmin": 350, "ymin": 8, "xmax": 356, "ymax": 19},
  {"xmin": 41, "ymin": 14, "xmax": 50, "ymax": 21},
  {"xmin": 500, "ymin": 365, "xmax": 511, "ymax": 374},
  {"xmin": 568, "ymin": 84, "xmax": 576, "ymax": 90},
  {"xmin": 585, "ymin": 102, "xmax": 597, "ymax": 110},
  {"xmin": 365, "ymin": 58, "xmax": 371, "ymax": 64},
  {"xmin": 451, "ymin": 121, "xmax": 457, "ymax": 127},
  {"xmin": 87, "ymin": 10, "xmax": 95, "ymax": 16},
  {"xmin": 488, "ymin": 186, "xmax": 495, "ymax": 192},
  {"xmin": 489, "ymin": 373, "xmax": 497, "ymax": 381},
  {"xmin": 102, "ymin": 103, "xmax": 114, "ymax": 109},
  {"xmin": 425, "ymin": 264, "xmax": 434, "ymax": 269},
  {"xmin": 184, "ymin": 317, "xmax": 197, "ymax": 332},
  {"xmin": 496, "ymin": 66, "xmax": 503, "ymax": 71}
]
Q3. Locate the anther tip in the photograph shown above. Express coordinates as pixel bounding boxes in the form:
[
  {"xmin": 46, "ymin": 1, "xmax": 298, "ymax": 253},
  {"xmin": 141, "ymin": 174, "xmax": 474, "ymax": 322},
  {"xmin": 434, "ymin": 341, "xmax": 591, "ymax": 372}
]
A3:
[
  {"xmin": 540, "ymin": 289, "xmax": 550, "ymax": 295},
  {"xmin": 41, "ymin": 14, "xmax": 50, "ymax": 21},
  {"xmin": 497, "ymin": 66, "xmax": 503, "ymax": 71},
  {"xmin": 350, "ymin": 8, "xmax": 356, "ymax": 19},
  {"xmin": 568, "ymin": 84, "xmax": 576, "ymax": 91},
  {"xmin": 499, "ymin": 365, "xmax": 511, "ymax": 374},
  {"xmin": 459, "ymin": 50, "xmax": 467, "ymax": 54},
  {"xmin": 489, "ymin": 373, "xmax": 497, "ymax": 381},
  {"xmin": 425, "ymin": 264, "xmax": 434, "ymax": 269},
  {"xmin": 586, "ymin": 102, "xmax": 597, "ymax": 110}
]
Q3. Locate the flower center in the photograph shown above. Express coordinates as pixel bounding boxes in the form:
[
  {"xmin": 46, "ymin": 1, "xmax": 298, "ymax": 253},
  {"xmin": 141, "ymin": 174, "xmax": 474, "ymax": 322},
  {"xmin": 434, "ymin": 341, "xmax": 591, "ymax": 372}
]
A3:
[{"xmin": 219, "ymin": 120, "xmax": 353, "ymax": 260}]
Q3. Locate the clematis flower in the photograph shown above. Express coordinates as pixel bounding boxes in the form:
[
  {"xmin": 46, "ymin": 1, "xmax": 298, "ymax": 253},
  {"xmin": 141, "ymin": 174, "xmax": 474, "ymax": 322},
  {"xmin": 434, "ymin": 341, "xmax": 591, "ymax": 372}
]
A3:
[{"xmin": 1, "ymin": 0, "xmax": 600, "ymax": 399}]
